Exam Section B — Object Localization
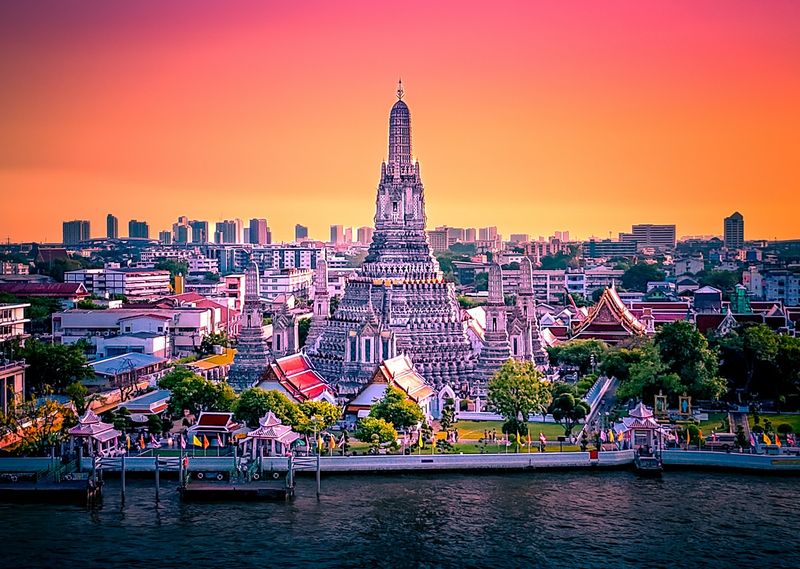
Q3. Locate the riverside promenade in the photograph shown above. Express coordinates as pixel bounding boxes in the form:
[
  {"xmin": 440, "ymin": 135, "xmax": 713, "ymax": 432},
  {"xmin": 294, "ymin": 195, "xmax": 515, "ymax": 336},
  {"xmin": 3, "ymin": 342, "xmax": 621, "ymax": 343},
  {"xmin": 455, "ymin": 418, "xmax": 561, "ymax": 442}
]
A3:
[{"xmin": 63, "ymin": 448, "xmax": 800, "ymax": 475}]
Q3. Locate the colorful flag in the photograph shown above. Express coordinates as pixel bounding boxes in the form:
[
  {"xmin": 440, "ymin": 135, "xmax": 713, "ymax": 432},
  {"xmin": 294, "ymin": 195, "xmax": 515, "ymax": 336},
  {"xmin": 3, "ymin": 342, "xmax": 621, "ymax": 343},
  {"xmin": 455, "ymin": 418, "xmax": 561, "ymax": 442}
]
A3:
[
  {"xmin": 217, "ymin": 434, "xmax": 223, "ymax": 447},
  {"xmin": 685, "ymin": 430, "xmax": 690, "ymax": 444},
  {"xmin": 202, "ymin": 435, "xmax": 210, "ymax": 449},
  {"xmin": 527, "ymin": 432, "xmax": 532, "ymax": 446},
  {"xmin": 749, "ymin": 433, "xmax": 756, "ymax": 447},
  {"xmin": 539, "ymin": 432, "xmax": 546, "ymax": 444},
  {"xmin": 600, "ymin": 430, "xmax": 607, "ymax": 442},
  {"xmin": 762, "ymin": 433, "xmax": 771, "ymax": 445},
  {"xmin": 418, "ymin": 432, "xmax": 424, "ymax": 448},
  {"xmin": 126, "ymin": 435, "xmax": 131, "ymax": 450},
  {"xmin": 788, "ymin": 434, "xmax": 796, "ymax": 446},
  {"xmin": 617, "ymin": 431, "xmax": 624, "ymax": 443},
  {"xmin": 139, "ymin": 433, "xmax": 146, "ymax": 449},
  {"xmin": 338, "ymin": 435, "xmax": 346, "ymax": 448},
  {"xmin": 150, "ymin": 434, "xmax": 161, "ymax": 448},
  {"xmin": 607, "ymin": 429, "xmax": 614, "ymax": 442},
  {"xmin": 180, "ymin": 435, "xmax": 186, "ymax": 449},
  {"xmin": 192, "ymin": 435, "xmax": 202, "ymax": 447},
  {"xmin": 317, "ymin": 435, "xmax": 324, "ymax": 451},
  {"xmin": 774, "ymin": 434, "xmax": 781, "ymax": 447}
]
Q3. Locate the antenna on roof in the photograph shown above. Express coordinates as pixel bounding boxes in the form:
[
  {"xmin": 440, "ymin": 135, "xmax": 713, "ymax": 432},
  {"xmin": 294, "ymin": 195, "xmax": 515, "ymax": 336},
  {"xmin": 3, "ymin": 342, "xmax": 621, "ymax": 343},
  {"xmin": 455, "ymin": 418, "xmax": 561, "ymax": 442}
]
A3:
[{"xmin": 397, "ymin": 78, "xmax": 404, "ymax": 101}]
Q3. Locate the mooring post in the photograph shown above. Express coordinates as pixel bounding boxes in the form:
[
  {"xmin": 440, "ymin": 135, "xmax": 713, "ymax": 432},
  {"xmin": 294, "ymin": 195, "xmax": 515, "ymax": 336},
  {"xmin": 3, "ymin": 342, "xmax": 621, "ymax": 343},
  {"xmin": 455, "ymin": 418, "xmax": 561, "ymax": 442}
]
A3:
[
  {"xmin": 154, "ymin": 456, "xmax": 160, "ymax": 502},
  {"xmin": 120, "ymin": 454, "xmax": 126, "ymax": 504},
  {"xmin": 316, "ymin": 453, "xmax": 321, "ymax": 499},
  {"xmin": 78, "ymin": 446, "xmax": 83, "ymax": 473}
]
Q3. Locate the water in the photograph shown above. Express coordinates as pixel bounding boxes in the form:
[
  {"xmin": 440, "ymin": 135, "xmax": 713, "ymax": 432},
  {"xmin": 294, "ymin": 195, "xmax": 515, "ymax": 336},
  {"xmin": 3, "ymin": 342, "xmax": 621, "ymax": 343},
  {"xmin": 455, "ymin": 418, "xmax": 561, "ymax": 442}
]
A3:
[{"xmin": 2, "ymin": 471, "xmax": 799, "ymax": 569}]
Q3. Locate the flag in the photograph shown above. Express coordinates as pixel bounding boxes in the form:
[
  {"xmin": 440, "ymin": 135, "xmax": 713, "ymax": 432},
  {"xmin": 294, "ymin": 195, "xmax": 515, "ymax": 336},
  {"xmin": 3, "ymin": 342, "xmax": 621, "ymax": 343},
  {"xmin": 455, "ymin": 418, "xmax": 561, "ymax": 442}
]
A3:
[
  {"xmin": 329, "ymin": 434, "xmax": 336, "ymax": 449},
  {"xmin": 139, "ymin": 434, "xmax": 146, "ymax": 449},
  {"xmin": 150, "ymin": 434, "xmax": 161, "ymax": 448},
  {"xmin": 192, "ymin": 435, "xmax": 202, "ymax": 447},
  {"xmin": 607, "ymin": 429, "xmax": 614, "ymax": 442},
  {"xmin": 749, "ymin": 433, "xmax": 756, "ymax": 447},
  {"xmin": 685, "ymin": 430, "xmax": 690, "ymax": 444},
  {"xmin": 539, "ymin": 432, "xmax": 546, "ymax": 444},
  {"xmin": 317, "ymin": 436, "xmax": 324, "ymax": 451},
  {"xmin": 216, "ymin": 434, "xmax": 223, "ymax": 447},
  {"xmin": 762, "ymin": 433, "xmax": 771, "ymax": 445},
  {"xmin": 180, "ymin": 435, "xmax": 186, "ymax": 449},
  {"xmin": 600, "ymin": 430, "xmax": 607, "ymax": 442},
  {"xmin": 698, "ymin": 429, "xmax": 703, "ymax": 440},
  {"xmin": 527, "ymin": 432, "xmax": 532, "ymax": 446},
  {"xmin": 788, "ymin": 434, "xmax": 796, "ymax": 446},
  {"xmin": 515, "ymin": 431, "xmax": 520, "ymax": 448},
  {"xmin": 338, "ymin": 435, "xmax": 346, "ymax": 448},
  {"xmin": 711, "ymin": 432, "xmax": 717, "ymax": 442},
  {"xmin": 418, "ymin": 433, "xmax": 424, "ymax": 448},
  {"xmin": 617, "ymin": 431, "xmax": 624, "ymax": 443},
  {"xmin": 774, "ymin": 434, "xmax": 781, "ymax": 447},
  {"xmin": 126, "ymin": 435, "xmax": 131, "ymax": 450},
  {"xmin": 202, "ymin": 435, "xmax": 210, "ymax": 449}
]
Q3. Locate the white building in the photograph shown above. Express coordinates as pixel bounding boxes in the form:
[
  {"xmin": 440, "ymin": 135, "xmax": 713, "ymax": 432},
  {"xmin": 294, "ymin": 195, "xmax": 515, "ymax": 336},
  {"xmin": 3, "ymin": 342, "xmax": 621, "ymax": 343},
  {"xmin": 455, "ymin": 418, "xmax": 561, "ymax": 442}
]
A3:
[
  {"xmin": 188, "ymin": 255, "xmax": 219, "ymax": 275},
  {"xmin": 65, "ymin": 268, "xmax": 171, "ymax": 299},
  {"xmin": 260, "ymin": 268, "xmax": 314, "ymax": 301},
  {"xmin": 0, "ymin": 303, "xmax": 30, "ymax": 344},
  {"xmin": 52, "ymin": 306, "xmax": 224, "ymax": 358},
  {"xmin": 253, "ymin": 245, "xmax": 324, "ymax": 271}
]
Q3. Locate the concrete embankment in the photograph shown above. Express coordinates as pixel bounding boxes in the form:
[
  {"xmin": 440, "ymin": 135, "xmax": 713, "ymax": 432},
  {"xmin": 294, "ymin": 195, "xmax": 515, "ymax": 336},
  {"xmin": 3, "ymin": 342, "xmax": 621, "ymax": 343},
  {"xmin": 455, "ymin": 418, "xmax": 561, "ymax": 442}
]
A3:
[{"xmin": 662, "ymin": 450, "xmax": 800, "ymax": 473}]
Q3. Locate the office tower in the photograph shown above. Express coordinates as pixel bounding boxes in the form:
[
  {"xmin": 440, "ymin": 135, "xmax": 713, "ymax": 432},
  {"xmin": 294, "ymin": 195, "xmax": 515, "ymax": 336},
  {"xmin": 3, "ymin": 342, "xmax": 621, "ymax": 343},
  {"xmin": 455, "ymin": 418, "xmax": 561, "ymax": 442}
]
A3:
[
  {"xmin": 158, "ymin": 230, "xmax": 172, "ymax": 245},
  {"xmin": 295, "ymin": 224, "xmax": 309, "ymax": 241},
  {"xmin": 724, "ymin": 212, "xmax": 744, "ymax": 248},
  {"xmin": 464, "ymin": 228, "xmax": 477, "ymax": 243},
  {"xmin": 215, "ymin": 219, "xmax": 243, "ymax": 244},
  {"xmin": 329, "ymin": 224, "xmax": 344, "ymax": 245},
  {"xmin": 357, "ymin": 226, "xmax": 374, "ymax": 245},
  {"xmin": 128, "ymin": 219, "xmax": 149, "ymax": 239},
  {"xmin": 106, "ymin": 214, "xmax": 118, "ymax": 239},
  {"xmin": 620, "ymin": 224, "xmax": 677, "ymax": 251},
  {"xmin": 249, "ymin": 218, "xmax": 271, "ymax": 245},
  {"xmin": 172, "ymin": 216, "xmax": 192, "ymax": 244},
  {"xmin": 189, "ymin": 220, "xmax": 209, "ymax": 243},
  {"xmin": 63, "ymin": 220, "xmax": 90, "ymax": 245}
]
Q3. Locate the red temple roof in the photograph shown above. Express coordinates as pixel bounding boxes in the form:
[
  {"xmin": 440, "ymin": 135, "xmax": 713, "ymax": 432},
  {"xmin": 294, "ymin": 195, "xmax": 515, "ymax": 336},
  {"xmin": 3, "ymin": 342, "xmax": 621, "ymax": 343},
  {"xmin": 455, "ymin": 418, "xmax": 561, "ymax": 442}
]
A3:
[{"xmin": 571, "ymin": 286, "xmax": 647, "ymax": 344}]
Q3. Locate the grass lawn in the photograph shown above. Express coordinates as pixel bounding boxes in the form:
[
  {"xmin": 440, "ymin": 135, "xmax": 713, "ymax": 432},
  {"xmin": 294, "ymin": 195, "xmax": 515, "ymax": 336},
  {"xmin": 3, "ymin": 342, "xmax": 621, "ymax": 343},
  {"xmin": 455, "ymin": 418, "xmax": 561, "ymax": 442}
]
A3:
[
  {"xmin": 752, "ymin": 414, "xmax": 800, "ymax": 434},
  {"xmin": 454, "ymin": 420, "xmax": 570, "ymax": 441},
  {"xmin": 698, "ymin": 413, "xmax": 728, "ymax": 434}
]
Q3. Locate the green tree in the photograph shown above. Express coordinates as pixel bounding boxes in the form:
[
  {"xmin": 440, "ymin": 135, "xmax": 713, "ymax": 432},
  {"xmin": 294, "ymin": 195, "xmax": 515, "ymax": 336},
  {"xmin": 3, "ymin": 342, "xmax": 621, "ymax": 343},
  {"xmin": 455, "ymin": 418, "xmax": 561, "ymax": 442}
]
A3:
[
  {"xmin": 65, "ymin": 382, "xmax": 90, "ymax": 415},
  {"xmin": 547, "ymin": 339, "xmax": 608, "ymax": 375},
  {"xmin": 615, "ymin": 342, "xmax": 683, "ymax": 402},
  {"xmin": 599, "ymin": 338, "xmax": 653, "ymax": 383},
  {"xmin": 0, "ymin": 393, "xmax": 76, "ymax": 456},
  {"xmin": 622, "ymin": 263, "xmax": 665, "ymax": 292},
  {"xmin": 354, "ymin": 416, "xmax": 397, "ymax": 445},
  {"xmin": 198, "ymin": 331, "xmax": 230, "ymax": 356},
  {"xmin": 440, "ymin": 398, "xmax": 456, "ymax": 432},
  {"xmin": 740, "ymin": 324, "xmax": 779, "ymax": 392},
  {"xmin": 155, "ymin": 259, "xmax": 189, "ymax": 283},
  {"xmin": 487, "ymin": 359, "xmax": 552, "ymax": 436},
  {"xmin": 147, "ymin": 413, "xmax": 164, "ymax": 435},
  {"xmin": 232, "ymin": 388, "xmax": 302, "ymax": 427},
  {"xmin": 369, "ymin": 386, "xmax": 424, "ymax": 430},
  {"xmin": 164, "ymin": 372, "xmax": 236, "ymax": 415},
  {"xmin": 474, "ymin": 272, "xmax": 488, "ymax": 292},
  {"xmin": 298, "ymin": 318, "xmax": 312, "ymax": 348},
  {"xmin": 548, "ymin": 384, "xmax": 591, "ymax": 435},
  {"xmin": 697, "ymin": 270, "xmax": 741, "ymax": 295},
  {"xmin": 16, "ymin": 339, "xmax": 93, "ymax": 393},
  {"xmin": 654, "ymin": 321, "xmax": 726, "ymax": 399},
  {"xmin": 297, "ymin": 400, "xmax": 341, "ymax": 434}
]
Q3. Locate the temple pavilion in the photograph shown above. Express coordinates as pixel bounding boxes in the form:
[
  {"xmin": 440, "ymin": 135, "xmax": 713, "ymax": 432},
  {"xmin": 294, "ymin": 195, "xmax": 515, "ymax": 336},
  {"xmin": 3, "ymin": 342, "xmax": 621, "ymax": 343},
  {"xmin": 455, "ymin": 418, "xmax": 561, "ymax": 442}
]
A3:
[
  {"xmin": 240, "ymin": 411, "xmax": 299, "ymax": 458},
  {"xmin": 617, "ymin": 402, "xmax": 667, "ymax": 450},
  {"xmin": 571, "ymin": 285, "xmax": 653, "ymax": 345},
  {"xmin": 68, "ymin": 409, "xmax": 121, "ymax": 457}
]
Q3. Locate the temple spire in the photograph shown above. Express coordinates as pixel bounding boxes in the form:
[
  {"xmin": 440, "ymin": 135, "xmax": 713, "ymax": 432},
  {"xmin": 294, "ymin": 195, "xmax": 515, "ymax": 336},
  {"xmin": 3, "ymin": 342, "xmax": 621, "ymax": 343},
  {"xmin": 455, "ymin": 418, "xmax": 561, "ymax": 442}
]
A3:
[{"xmin": 388, "ymin": 82, "xmax": 411, "ymax": 165}]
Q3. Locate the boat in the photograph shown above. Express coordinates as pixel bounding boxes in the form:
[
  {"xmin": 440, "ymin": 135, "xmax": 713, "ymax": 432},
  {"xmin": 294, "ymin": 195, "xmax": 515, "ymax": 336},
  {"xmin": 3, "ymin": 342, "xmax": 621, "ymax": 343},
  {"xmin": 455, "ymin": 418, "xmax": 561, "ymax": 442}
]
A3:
[{"xmin": 634, "ymin": 452, "xmax": 663, "ymax": 477}]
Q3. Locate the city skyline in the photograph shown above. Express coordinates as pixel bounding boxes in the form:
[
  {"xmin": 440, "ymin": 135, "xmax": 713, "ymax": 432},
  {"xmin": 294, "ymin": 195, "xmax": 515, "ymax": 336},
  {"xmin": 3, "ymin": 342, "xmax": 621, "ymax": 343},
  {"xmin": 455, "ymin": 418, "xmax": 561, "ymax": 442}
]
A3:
[{"xmin": 2, "ymin": 1, "xmax": 800, "ymax": 243}]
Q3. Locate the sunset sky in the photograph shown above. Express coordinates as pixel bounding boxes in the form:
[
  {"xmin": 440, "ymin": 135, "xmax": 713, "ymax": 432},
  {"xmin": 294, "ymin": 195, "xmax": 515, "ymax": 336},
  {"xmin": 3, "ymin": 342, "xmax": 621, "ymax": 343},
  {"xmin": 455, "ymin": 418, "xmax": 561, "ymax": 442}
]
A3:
[{"xmin": 1, "ymin": 1, "xmax": 799, "ymax": 243}]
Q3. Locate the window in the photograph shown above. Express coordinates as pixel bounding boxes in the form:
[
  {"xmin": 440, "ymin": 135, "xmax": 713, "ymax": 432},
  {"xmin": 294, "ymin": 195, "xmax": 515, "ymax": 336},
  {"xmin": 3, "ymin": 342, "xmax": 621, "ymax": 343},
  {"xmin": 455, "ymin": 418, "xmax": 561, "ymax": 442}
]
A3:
[
  {"xmin": 382, "ymin": 338, "xmax": 390, "ymax": 360},
  {"xmin": 349, "ymin": 337, "xmax": 357, "ymax": 361},
  {"xmin": 275, "ymin": 334, "xmax": 282, "ymax": 351},
  {"xmin": 513, "ymin": 338, "xmax": 518, "ymax": 355},
  {"xmin": 492, "ymin": 317, "xmax": 497, "ymax": 332},
  {"xmin": 364, "ymin": 338, "xmax": 372, "ymax": 363}
]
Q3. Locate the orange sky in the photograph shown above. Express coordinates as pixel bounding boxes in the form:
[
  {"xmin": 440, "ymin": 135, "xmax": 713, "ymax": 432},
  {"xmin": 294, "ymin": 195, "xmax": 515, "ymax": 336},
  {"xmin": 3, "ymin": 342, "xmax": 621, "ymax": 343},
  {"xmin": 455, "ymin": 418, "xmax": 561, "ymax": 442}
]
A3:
[{"xmin": 1, "ymin": 1, "xmax": 799, "ymax": 243}]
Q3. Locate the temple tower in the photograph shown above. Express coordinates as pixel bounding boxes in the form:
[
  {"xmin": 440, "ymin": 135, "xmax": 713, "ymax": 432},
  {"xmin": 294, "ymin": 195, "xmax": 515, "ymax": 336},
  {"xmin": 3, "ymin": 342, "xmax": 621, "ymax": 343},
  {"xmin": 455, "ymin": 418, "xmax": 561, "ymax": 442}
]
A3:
[
  {"xmin": 228, "ymin": 260, "xmax": 271, "ymax": 391},
  {"xmin": 475, "ymin": 264, "xmax": 511, "ymax": 381},
  {"xmin": 306, "ymin": 84, "xmax": 475, "ymax": 393},
  {"xmin": 304, "ymin": 257, "xmax": 330, "ymax": 350},
  {"xmin": 514, "ymin": 257, "xmax": 549, "ymax": 368}
]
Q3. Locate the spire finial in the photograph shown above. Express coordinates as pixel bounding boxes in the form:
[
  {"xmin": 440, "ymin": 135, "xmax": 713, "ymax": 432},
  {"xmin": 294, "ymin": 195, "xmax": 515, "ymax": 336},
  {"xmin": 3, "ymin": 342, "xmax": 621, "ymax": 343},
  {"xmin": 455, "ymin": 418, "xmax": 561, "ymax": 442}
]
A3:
[{"xmin": 397, "ymin": 78, "xmax": 404, "ymax": 100}]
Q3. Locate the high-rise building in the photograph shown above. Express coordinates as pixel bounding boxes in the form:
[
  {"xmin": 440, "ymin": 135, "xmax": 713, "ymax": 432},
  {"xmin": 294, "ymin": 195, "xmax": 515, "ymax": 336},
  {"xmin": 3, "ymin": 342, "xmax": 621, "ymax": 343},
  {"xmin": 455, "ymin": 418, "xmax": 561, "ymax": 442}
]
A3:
[
  {"xmin": 158, "ymin": 230, "xmax": 172, "ymax": 245},
  {"xmin": 427, "ymin": 229, "xmax": 448, "ymax": 253},
  {"xmin": 189, "ymin": 220, "xmax": 208, "ymax": 243},
  {"xmin": 357, "ymin": 226, "xmax": 374, "ymax": 245},
  {"xmin": 344, "ymin": 227, "xmax": 354, "ymax": 244},
  {"xmin": 479, "ymin": 227, "xmax": 498, "ymax": 241},
  {"xmin": 248, "ymin": 218, "xmax": 271, "ymax": 245},
  {"xmin": 128, "ymin": 219, "xmax": 149, "ymax": 239},
  {"xmin": 620, "ymin": 224, "xmax": 676, "ymax": 251},
  {"xmin": 295, "ymin": 224, "xmax": 309, "ymax": 241},
  {"xmin": 106, "ymin": 214, "xmax": 118, "ymax": 239},
  {"xmin": 509, "ymin": 233, "xmax": 530, "ymax": 244},
  {"xmin": 724, "ymin": 212, "xmax": 745, "ymax": 248},
  {"xmin": 464, "ymin": 228, "xmax": 477, "ymax": 243},
  {"xmin": 215, "ymin": 219, "xmax": 243, "ymax": 244},
  {"xmin": 62, "ymin": 220, "xmax": 90, "ymax": 245},
  {"xmin": 554, "ymin": 230, "xmax": 570, "ymax": 242},
  {"xmin": 329, "ymin": 225, "xmax": 344, "ymax": 245},
  {"xmin": 172, "ymin": 216, "xmax": 192, "ymax": 244}
]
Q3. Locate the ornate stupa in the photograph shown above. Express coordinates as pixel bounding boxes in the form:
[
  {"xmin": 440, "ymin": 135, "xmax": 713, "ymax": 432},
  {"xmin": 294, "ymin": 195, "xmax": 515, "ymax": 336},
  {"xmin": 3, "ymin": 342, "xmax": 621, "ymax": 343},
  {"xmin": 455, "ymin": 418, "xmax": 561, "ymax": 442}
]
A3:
[
  {"xmin": 306, "ymin": 83, "xmax": 475, "ymax": 394},
  {"xmin": 227, "ymin": 260, "xmax": 272, "ymax": 391}
]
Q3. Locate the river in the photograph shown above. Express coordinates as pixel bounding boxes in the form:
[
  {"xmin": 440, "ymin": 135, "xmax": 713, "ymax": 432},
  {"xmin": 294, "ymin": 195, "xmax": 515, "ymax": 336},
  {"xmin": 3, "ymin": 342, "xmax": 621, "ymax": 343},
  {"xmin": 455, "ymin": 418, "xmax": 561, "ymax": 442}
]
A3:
[{"xmin": 3, "ymin": 470, "xmax": 798, "ymax": 568}]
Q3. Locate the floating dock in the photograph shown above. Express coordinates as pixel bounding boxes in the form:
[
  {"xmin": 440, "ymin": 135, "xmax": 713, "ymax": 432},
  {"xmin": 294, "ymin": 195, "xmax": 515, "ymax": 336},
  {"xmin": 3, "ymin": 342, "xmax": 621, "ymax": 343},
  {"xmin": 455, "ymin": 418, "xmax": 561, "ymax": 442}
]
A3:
[{"xmin": 179, "ymin": 482, "xmax": 290, "ymax": 502}]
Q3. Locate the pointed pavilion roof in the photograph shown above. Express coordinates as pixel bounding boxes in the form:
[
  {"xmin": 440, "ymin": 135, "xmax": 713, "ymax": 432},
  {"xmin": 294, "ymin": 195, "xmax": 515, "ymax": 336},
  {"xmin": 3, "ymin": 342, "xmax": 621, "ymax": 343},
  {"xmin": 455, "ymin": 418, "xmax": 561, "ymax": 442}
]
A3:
[{"xmin": 571, "ymin": 286, "xmax": 647, "ymax": 344}]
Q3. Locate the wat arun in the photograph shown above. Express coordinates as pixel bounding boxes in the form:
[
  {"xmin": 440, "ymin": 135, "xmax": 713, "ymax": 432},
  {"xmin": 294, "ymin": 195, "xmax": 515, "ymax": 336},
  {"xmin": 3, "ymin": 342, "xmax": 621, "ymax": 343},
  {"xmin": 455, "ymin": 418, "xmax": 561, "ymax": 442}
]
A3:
[{"xmin": 306, "ymin": 83, "xmax": 475, "ymax": 394}]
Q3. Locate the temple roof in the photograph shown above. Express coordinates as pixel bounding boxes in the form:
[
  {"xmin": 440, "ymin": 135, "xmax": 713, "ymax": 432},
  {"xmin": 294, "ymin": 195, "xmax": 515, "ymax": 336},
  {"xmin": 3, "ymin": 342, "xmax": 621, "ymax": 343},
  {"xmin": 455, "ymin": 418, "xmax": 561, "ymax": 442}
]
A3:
[
  {"xmin": 374, "ymin": 355, "xmax": 434, "ymax": 402},
  {"xmin": 264, "ymin": 352, "xmax": 333, "ymax": 402},
  {"xmin": 571, "ymin": 286, "xmax": 647, "ymax": 343}
]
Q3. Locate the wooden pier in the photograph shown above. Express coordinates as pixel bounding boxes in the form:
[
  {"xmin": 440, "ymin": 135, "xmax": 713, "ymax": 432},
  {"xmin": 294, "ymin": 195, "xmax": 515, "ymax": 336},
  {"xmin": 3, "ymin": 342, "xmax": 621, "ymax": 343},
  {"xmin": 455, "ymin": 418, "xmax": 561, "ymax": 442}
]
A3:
[{"xmin": 179, "ymin": 481, "xmax": 290, "ymax": 502}]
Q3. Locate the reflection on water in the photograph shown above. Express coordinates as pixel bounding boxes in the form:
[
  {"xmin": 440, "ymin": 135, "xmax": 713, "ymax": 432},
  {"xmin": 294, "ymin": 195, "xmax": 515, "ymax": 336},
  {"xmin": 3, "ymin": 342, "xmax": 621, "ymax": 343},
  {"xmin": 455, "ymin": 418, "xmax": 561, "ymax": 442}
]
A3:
[{"xmin": 5, "ymin": 471, "xmax": 800, "ymax": 568}]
